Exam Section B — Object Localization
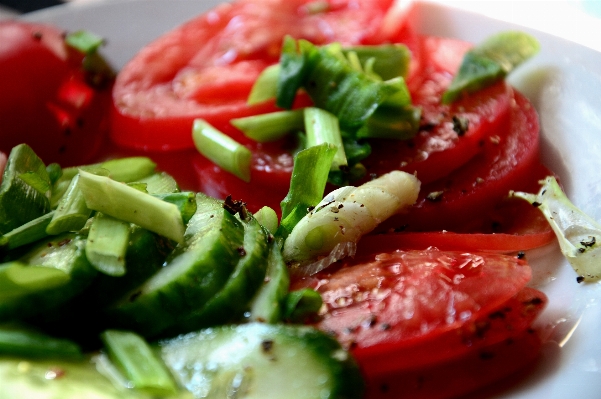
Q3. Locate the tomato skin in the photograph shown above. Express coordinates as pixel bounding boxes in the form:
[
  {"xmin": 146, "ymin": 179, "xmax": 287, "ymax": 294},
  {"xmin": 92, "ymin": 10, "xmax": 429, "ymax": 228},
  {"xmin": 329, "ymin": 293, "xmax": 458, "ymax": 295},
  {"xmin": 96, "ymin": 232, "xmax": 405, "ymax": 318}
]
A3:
[
  {"xmin": 291, "ymin": 248, "xmax": 547, "ymax": 398},
  {"xmin": 111, "ymin": 0, "xmax": 419, "ymax": 152},
  {"xmin": 0, "ymin": 21, "xmax": 112, "ymax": 166}
]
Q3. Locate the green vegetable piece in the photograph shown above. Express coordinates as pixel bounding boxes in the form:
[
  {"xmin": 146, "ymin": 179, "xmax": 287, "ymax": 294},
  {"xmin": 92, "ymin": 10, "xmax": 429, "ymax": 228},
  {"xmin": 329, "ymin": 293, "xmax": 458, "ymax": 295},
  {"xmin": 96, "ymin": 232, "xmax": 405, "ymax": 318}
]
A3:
[
  {"xmin": 0, "ymin": 327, "xmax": 82, "ymax": 359},
  {"xmin": 101, "ymin": 329, "xmax": 177, "ymax": 396},
  {"xmin": 136, "ymin": 171, "xmax": 179, "ymax": 194},
  {"xmin": 159, "ymin": 323, "xmax": 365, "ymax": 399},
  {"xmin": 107, "ymin": 194, "xmax": 244, "ymax": 338},
  {"xmin": 231, "ymin": 109, "xmax": 305, "ymax": 142},
  {"xmin": 304, "ymin": 107, "xmax": 348, "ymax": 171},
  {"xmin": 254, "ymin": 206, "xmax": 279, "ymax": 234},
  {"xmin": 511, "ymin": 176, "xmax": 601, "ymax": 282},
  {"xmin": 284, "ymin": 288, "xmax": 323, "ymax": 322},
  {"xmin": 45, "ymin": 162, "xmax": 62, "ymax": 185},
  {"xmin": 0, "ymin": 211, "xmax": 54, "ymax": 251},
  {"xmin": 247, "ymin": 63, "xmax": 281, "ymax": 105},
  {"xmin": 249, "ymin": 239, "xmax": 290, "ymax": 323},
  {"xmin": 100, "ymin": 157, "xmax": 157, "ymax": 183},
  {"xmin": 0, "ymin": 262, "xmax": 70, "ymax": 300},
  {"xmin": 192, "ymin": 119, "xmax": 252, "ymax": 183},
  {"xmin": 280, "ymin": 143, "xmax": 338, "ymax": 224},
  {"xmin": 342, "ymin": 43, "xmax": 411, "ymax": 80},
  {"xmin": 0, "ymin": 144, "xmax": 51, "ymax": 235},
  {"xmin": 153, "ymin": 191, "xmax": 197, "ymax": 224},
  {"xmin": 77, "ymin": 170, "xmax": 185, "ymax": 244},
  {"xmin": 46, "ymin": 174, "xmax": 94, "ymax": 235},
  {"xmin": 0, "ymin": 233, "xmax": 97, "ymax": 322},
  {"xmin": 277, "ymin": 35, "xmax": 310, "ymax": 109},
  {"xmin": 442, "ymin": 31, "xmax": 540, "ymax": 104},
  {"xmin": 86, "ymin": 213, "xmax": 131, "ymax": 277},
  {"xmin": 165, "ymin": 216, "xmax": 270, "ymax": 333},
  {"xmin": 65, "ymin": 30, "xmax": 105, "ymax": 54},
  {"xmin": 357, "ymin": 104, "xmax": 422, "ymax": 140}
]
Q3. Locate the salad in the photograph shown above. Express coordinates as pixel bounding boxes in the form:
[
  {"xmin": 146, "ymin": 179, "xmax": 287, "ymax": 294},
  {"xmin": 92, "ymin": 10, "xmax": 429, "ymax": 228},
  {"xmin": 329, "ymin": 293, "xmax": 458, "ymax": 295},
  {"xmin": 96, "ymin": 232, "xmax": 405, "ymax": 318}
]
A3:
[{"xmin": 2, "ymin": 0, "xmax": 601, "ymax": 398}]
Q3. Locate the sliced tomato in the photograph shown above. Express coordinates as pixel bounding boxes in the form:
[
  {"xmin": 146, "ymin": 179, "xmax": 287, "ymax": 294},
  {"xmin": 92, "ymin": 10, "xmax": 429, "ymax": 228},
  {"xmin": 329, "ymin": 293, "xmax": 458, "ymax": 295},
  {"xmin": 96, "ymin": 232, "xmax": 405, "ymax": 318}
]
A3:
[
  {"xmin": 0, "ymin": 21, "xmax": 112, "ymax": 166},
  {"xmin": 363, "ymin": 36, "xmax": 512, "ymax": 185},
  {"xmin": 378, "ymin": 90, "xmax": 542, "ymax": 233},
  {"xmin": 111, "ymin": 0, "xmax": 419, "ymax": 151},
  {"xmin": 291, "ymin": 248, "xmax": 546, "ymax": 398}
]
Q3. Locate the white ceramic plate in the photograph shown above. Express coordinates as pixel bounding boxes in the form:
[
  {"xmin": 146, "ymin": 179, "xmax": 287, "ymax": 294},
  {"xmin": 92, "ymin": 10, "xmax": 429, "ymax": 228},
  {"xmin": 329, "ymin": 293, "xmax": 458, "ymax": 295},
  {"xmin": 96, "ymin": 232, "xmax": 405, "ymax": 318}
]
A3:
[{"xmin": 21, "ymin": 0, "xmax": 601, "ymax": 398}]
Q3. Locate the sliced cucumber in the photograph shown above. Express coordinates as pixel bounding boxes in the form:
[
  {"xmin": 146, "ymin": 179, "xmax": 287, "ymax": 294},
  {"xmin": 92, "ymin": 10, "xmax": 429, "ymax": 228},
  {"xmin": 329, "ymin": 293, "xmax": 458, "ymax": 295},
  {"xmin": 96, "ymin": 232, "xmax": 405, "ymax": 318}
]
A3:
[
  {"xmin": 248, "ymin": 239, "xmax": 290, "ymax": 323},
  {"xmin": 159, "ymin": 323, "xmax": 364, "ymax": 399},
  {"xmin": 108, "ymin": 194, "xmax": 244, "ymax": 338},
  {"xmin": 0, "ymin": 233, "xmax": 97, "ymax": 322},
  {"xmin": 0, "ymin": 144, "xmax": 51, "ymax": 234},
  {"xmin": 166, "ymin": 217, "xmax": 270, "ymax": 334}
]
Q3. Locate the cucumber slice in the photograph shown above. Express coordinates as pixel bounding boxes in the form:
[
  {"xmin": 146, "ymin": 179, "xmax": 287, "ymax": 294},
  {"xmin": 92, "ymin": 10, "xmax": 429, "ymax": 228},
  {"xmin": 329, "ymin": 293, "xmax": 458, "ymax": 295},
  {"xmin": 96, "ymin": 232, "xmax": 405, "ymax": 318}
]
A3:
[
  {"xmin": 108, "ymin": 194, "xmax": 244, "ymax": 338},
  {"xmin": 0, "ymin": 144, "xmax": 51, "ymax": 234},
  {"xmin": 0, "ymin": 233, "xmax": 97, "ymax": 322},
  {"xmin": 159, "ymin": 323, "xmax": 364, "ymax": 399},
  {"xmin": 166, "ymin": 217, "xmax": 270, "ymax": 334},
  {"xmin": 248, "ymin": 239, "xmax": 290, "ymax": 323}
]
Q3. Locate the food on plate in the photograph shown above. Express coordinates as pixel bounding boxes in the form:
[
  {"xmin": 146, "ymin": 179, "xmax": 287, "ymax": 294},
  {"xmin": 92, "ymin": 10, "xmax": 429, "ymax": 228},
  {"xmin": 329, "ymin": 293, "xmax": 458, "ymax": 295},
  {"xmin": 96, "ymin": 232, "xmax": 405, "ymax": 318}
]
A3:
[
  {"xmin": 2, "ymin": 0, "xmax": 595, "ymax": 397},
  {"xmin": 0, "ymin": 21, "xmax": 114, "ymax": 166}
]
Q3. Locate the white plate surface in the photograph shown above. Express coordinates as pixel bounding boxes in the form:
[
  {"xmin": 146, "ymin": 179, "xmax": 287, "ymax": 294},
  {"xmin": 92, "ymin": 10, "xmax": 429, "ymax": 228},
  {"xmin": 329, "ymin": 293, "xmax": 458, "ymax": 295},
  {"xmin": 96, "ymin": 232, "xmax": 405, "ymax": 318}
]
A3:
[{"xmin": 20, "ymin": 0, "xmax": 601, "ymax": 398}]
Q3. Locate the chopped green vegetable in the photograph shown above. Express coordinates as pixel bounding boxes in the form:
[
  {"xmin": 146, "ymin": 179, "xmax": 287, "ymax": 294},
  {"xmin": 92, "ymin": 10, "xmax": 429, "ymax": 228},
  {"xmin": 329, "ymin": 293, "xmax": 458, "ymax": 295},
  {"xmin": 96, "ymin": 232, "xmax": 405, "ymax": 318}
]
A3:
[
  {"xmin": 100, "ymin": 329, "xmax": 177, "ymax": 395},
  {"xmin": 279, "ymin": 143, "xmax": 338, "ymax": 230},
  {"xmin": 0, "ymin": 211, "xmax": 54, "ymax": 251},
  {"xmin": 284, "ymin": 288, "xmax": 323, "ymax": 322},
  {"xmin": 46, "ymin": 174, "xmax": 95, "ymax": 235},
  {"xmin": 442, "ymin": 31, "xmax": 540, "ymax": 104},
  {"xmin": 192, "ymin": 119, "xmax": 252, "ymax": 183},
  {"xmin": 254, "ymin": 206, "xmax": 279, "ymax": 234},
  {"xmin": 511, "ymin": 176, "xmax": 601, "ymax": 282},
  {"xmin": 65, "ymin": 30, "xmax": 105, "ymax": 54},
  {"xmin": 231, "ymin": 109, "xmax": 305, "ymax": 142},
  {"xmin": 0, "ymin": 326, "xmax": 82, "ymax": 359},
  {"xmin": 247, "ymin": 63, "xmax": 281, "ymax": 105},
  {"xmin": 304, "ymin": 107, "xmax": 348, "ymax": 171},
  {"xmin": 77, "ymin": 170, "xmax": 185, "ymax": 244},
  {"xmin": 86, "ymin": 213, "xmax": 131, "ymax": 277}
]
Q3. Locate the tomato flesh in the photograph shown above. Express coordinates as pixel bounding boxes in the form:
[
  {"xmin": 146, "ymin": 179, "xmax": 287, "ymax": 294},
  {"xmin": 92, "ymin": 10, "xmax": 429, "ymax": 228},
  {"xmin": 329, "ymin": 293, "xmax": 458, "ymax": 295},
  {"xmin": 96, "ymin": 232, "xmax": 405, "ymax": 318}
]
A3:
[
  {"xmin": 0, "ymin": 21, "xmax": 112, "ymax": 166},
  {"xmin": 111, "ymin": 0, "xmax": 417, "ymax": 151}
]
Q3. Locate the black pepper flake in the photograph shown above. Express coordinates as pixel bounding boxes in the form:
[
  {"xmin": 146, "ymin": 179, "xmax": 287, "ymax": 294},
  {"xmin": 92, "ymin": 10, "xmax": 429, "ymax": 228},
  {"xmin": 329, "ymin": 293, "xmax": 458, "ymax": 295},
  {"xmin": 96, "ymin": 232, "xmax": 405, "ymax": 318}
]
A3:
[
  {"xmin": 516, "ymin": 251, "xmax": 526, "ymax": 259},
  {"xmin": 452, "ymin": 115, "xmax": 469, "ymax": 136},
  {"xmin": 261, "ymin": 340, "xmax": 274, "ymax": 353},
  {"xmin": 307, "ymin": 206, "xmax": 315, "ymax": 212},
  {"xmin": 479, "ymin": 351, "xmax": 495, "ymax": 360},
  {"xmin": 488, "ymin": 310, "xmax": 506, "ymax": 320},
  {"xmin": 577, "ymin": 276, "xmax": 585, "ymax": 283},
  {"xmin": 129, "ymin": 291, "xmax": 142, "ymax": 302},
  {"xmin": 394, "ymin": 224, "xmax": 408, "ymax": 232},
  {"xmin": 426, "ymin": 191, "xmax": 444, "ymax": 202},
  {"xmin": 57, "ymin": 239, "xmax": 71, "ymax": 247},
  {"xmin": 522, "ymin": 297, "xmax": 543, "ymax": 306},
  {"xmin": 237, "ymin": 246, "xmax": 247, "ymax": 256},
  {"xmin": 380, "ymin": 323, "xmax": 391, "ymax": 331},
  {"xmin": 362, "ymin": 314, "xmax": 377, "ymax": 328},
  {"xmin": 531, "ymin": 201, "xmax": 541, "ymax": 208},
  {"xmin": 581, "ymin": 236, "xmax": 596, "ymax": 247},
  {"xmin": 223, "ymin": 195, "xmax": 249, "ymax": 219},
  {"xmin": 32, "ymin": 31, "xmax": 43, "ymax": 40},
  {"xmin": 338, "ymin": 204, "xmax": 344, "ymax": 209}
]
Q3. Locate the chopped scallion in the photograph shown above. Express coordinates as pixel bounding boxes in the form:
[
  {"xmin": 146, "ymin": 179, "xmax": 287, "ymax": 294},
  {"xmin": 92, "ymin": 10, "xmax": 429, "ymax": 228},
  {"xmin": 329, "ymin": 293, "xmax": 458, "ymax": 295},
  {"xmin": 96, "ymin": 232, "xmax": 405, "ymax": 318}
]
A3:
[{"xmin": 231, "ymin": 109, "xmax": 305, "ymax": 142}]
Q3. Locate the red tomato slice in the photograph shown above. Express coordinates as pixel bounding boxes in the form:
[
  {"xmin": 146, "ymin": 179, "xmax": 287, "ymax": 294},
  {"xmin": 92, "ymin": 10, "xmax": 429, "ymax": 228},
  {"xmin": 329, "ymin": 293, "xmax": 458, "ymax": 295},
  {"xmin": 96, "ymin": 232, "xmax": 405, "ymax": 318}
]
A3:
[
  {"xmin": 292, "ymin": 249, "xmax": 536, "ymax": 369},
  {"xmin": 0, "ymin": 21, "xmax": 112, "ymax": 166},
  {"xmin": 111, "ymin": 0, "xmax": 418, "ymax": 151},
  {"xmin": 363, "ymin": 36, "xmax": 512, "ymax": 185},
  {"xmin": 379, "ymin": 90, "xmax": 542, "ymax": 233}
]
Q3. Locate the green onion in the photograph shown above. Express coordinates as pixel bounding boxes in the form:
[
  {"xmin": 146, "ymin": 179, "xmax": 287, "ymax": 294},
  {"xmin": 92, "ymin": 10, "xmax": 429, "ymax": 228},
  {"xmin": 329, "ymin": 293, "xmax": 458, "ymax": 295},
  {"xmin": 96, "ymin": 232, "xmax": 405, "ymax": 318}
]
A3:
[
  {"xmin": 192, "ymin": 119, "xmax": 252, "ymax": 183},
  {"xmin": 0, "ymin": 211, "xmax": 54, "ymax": 250},
  {"xmin": 247, "ymin": 64, "xmax": 281, "ymax": 105},
  {"xmin": 342, "ymin": 44, "xmax": 411, "ymax": 81},
  {"xmin": 284, "ymin": 288, "xmax": 323, "ymax": 322},
  {"xmin": 77, "ymin": 170, "xmax": 185, "ymax": 244},
  {"xmin": 276, "ymin": 36, "xmax": 310, "ymax": 109},
  {"xmin": 100, "ymin": 329, "xmax": 177, "ymax": 395},
  {"xmin": 280, "ymin": 143, "xmax": 337, "ymax": 231},
  {"xmin": 46, "ymin": 174, "xmax": 95, "ymax": 235},
  {"xmin": 442, "ymin": 31, "xmax": 540, "ymax": 104},
  {"xmin": 137, "ymin": 171, "xmax": 179, "ymax": 194},
  {"xmin": 231, "ymin": 109, "xmax": 305, "ymax": 142},
  {"xmin": 100, "ymin": 157, "xmax": 157, "ymax": 182},
  {"xmin": 0, "ymin": 327, "xmax": 82, "ymax": 359},
  {"xmin": 153, "ymin": 191, "xmax": 197, "ymax": 224},
  {"xmin": 0, "ymin": 262, "xmax": 70, "ymax": 300},
  {"xmin": 357, "ymin": 105, "xmax": 421, "ymax": 140},
  {"xmin": 86, "ymin": 213, "xmax": 131, "ymax": 277},
  {"xmin": 65, "ymin": 30, "xmax": 104, "ymax": 55},
  {"xmin": 254, "ymin": 206, "xmax": 279, "ymax": 234},
  {"xmin": 304, "ymin": 107, "xmax": 347, "ymax": 171}
]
